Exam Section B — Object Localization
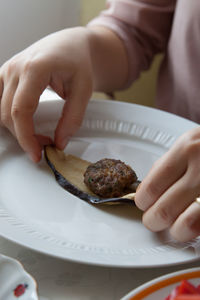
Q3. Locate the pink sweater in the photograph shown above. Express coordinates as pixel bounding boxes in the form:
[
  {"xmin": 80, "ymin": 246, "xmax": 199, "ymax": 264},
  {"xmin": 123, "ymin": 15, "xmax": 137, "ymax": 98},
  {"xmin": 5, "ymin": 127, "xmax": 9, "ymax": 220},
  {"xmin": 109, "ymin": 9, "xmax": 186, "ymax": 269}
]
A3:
[{"xmin": 89, "ymin": 0, "xmax": 200, "ymax": 123}]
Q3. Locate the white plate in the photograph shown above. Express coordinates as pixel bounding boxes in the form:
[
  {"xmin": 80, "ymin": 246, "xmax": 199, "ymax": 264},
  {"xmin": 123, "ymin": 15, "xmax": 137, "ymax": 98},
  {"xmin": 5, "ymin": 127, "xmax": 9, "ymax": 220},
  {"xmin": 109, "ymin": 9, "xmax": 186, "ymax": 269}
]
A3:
[
  {"xmin": 0, "ymin": 254, "xmax": 38, "ymax": 300},
  {"xmin": 0, "ymin": 99, "xmax": 199, "ymax": 267},
  {"xmin": 121, "ymin": 267, "xmax": 200, "ymax": 299}
]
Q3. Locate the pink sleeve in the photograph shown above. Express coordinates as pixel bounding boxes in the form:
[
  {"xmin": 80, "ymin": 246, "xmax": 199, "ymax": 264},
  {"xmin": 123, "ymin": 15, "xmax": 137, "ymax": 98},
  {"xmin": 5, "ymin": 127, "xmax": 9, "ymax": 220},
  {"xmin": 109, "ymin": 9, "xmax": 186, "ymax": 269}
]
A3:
[{"xmin": 88, "ymin": 0, "xmax": 175, "ymax": 88}]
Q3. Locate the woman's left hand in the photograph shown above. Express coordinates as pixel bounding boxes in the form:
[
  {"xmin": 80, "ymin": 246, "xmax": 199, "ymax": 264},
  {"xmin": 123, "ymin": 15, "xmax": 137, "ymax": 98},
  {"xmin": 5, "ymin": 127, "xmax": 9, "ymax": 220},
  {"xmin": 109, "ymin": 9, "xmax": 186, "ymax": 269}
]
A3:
[{"xmin": 135, "ymin": 126, "xmax": 200, "ymax": 242}]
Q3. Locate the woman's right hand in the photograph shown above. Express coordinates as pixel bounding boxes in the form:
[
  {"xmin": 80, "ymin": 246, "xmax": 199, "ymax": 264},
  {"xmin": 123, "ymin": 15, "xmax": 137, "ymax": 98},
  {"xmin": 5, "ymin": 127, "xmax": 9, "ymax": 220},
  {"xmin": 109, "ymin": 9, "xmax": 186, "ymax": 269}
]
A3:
[
  {"xmin": 0, "ymin": 27, "xmax": 94, "ymax": 162},
  {"xmin": 135, "ymin": 127, "xmax": 200, "ymax": 242}
]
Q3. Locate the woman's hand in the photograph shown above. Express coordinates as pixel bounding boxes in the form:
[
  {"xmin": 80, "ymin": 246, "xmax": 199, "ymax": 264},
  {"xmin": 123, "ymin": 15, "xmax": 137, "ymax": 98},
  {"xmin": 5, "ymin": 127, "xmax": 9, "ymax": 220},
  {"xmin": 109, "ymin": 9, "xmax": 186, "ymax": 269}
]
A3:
[
  {"xmin": 0, "ymin": 26, "xmax": 128, "ymax": 163},
  {"xmin": 135, "ymin": 126, "xmax": 200, "ymax": 242},
  {"xmin": 0, "ymin": 27, "xmax": 93, "ymax": 162}
]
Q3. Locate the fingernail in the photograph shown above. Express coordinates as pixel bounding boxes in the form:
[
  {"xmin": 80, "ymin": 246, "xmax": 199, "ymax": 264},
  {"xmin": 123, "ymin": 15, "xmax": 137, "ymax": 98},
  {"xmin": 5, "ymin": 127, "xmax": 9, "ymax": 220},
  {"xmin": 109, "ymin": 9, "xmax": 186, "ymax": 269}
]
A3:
[
  {"xmin": 57, "ymin": 137, "xmax": 69, "ymax": 150},
  {"xmin": 29, "ymin": 152, "xmax": 40, "ymax": 163}
]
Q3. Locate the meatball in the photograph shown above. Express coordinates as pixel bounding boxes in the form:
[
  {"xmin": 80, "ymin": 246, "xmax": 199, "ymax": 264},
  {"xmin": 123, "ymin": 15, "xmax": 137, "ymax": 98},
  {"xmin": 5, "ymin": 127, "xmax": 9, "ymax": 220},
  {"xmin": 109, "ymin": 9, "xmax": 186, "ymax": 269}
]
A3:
[{"xmin": 83, "ymin": 158, "xmax": 137, "ymax": 198}]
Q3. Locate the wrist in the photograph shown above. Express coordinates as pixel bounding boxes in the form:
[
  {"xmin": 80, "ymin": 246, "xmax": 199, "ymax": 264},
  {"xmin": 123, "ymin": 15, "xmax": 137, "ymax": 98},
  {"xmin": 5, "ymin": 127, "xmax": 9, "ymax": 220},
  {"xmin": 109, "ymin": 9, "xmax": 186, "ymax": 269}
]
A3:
[{"xmin": 87, "ymin": 26, "xmax": 128, "ymax": 92}]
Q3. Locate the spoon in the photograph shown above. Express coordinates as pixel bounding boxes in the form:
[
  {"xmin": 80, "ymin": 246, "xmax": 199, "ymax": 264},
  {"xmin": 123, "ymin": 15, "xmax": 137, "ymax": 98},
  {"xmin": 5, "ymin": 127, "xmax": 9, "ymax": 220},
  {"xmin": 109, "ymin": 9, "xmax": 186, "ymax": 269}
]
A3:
[
  {"xmin": 51, "ymin": 166, "xmax": 141, "ymax": 204},
  {"xmin": 44, "ymin": 145, "xmax": 141, "ymax": 205}
]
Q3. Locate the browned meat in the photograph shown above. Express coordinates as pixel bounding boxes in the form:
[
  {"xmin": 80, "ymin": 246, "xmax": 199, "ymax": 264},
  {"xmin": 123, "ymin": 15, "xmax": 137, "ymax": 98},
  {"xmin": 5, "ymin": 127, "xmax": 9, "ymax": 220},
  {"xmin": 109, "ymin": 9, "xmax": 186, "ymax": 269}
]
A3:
[{"xmin": 83, "ymin": 158, "xmax": 137, "ymax": 198}]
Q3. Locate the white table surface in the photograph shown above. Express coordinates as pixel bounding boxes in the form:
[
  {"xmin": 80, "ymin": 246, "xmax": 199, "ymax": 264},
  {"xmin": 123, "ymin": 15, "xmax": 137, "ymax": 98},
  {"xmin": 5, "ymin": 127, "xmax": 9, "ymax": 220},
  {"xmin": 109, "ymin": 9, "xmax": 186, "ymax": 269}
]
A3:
[
  {"xmin": 0, "ymin": 236, "xmax": 200, "ymax": 300},
  {"xmin": 1, "ymin": 89, "xmax": 200, "ymax": 300}
]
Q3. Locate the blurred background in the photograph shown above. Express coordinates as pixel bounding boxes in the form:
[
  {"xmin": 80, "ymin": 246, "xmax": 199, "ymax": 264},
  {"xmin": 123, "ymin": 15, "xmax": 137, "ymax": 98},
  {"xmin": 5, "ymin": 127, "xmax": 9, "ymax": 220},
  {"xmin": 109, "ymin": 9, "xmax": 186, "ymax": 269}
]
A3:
[{"xmin": 0, "ymin": 0, "xmax": 162, "ymax": 108}]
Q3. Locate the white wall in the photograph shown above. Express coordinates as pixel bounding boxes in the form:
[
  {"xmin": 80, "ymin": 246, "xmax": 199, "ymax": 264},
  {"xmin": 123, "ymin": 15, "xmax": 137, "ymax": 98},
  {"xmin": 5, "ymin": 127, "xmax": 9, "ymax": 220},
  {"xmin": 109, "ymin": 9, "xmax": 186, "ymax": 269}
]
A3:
[{"xmin": 0, "ymin": 0, "xmax": 80, "ymax": 65}]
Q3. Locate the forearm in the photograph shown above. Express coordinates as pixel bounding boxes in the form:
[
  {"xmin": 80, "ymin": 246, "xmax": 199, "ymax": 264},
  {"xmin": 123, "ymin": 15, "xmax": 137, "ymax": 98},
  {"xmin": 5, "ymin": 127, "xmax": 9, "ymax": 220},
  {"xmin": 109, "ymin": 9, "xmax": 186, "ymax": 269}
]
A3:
[{"xmin": 87, "ymin": 26, "xmax": 129, "ymax": 93}]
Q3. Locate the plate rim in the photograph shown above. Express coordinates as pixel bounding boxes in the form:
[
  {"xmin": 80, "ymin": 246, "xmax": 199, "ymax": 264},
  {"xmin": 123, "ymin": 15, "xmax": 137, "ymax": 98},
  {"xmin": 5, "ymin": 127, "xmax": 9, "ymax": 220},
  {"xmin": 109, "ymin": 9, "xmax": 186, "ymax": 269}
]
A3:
[{"xmin": 0, "ymin": 98, "xmax": 199, "ymax": 268}]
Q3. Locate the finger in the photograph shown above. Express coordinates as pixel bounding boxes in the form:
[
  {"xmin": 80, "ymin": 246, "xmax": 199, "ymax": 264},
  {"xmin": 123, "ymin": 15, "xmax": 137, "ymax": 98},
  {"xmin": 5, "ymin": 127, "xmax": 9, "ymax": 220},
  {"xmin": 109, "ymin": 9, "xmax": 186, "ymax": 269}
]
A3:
[
  {"xmin": 0, "ymin": 75, "xmax": 3, "ymax": 99},
  {"xmin": 55, "ymin": 72, "xmax": 92, "ymax": 149},
  {"xmin": 11, "ymin": 77, "xmax": 45, "ymax": 162},
  {"xmin": 36, "ymin": 134, "xmax": 53, "ymax": 148},
  {"xmin": 0, "ymin": 77, "xmax": 18, "ymax": 135},
  {"xmin": 0, "ymin": 76, "xmax": 4, "ymax": 126},
  {"xmin": 142, "ymin": 172, "xmax": 197, "ymax": 232},
  {"xmin": 135, "ymin": 144, "xmax": 187, "ymax": 211},
  {"xmin": 170, "ymin": 200, "xmax": 200, "ymax": 242}
]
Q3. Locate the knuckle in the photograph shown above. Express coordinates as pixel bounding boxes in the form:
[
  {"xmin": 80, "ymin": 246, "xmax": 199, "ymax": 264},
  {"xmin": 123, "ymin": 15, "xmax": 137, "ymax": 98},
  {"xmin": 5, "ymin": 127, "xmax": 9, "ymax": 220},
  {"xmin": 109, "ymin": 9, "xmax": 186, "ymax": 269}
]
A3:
[
  {"xmin": 164, "ymin": 160, "xmax": 176, "ymax": 174},
  {"xmin": 180, "ymin": 129, "xmax": 200, "ymax": 158},
  {"xmin": 186, "ymin": 174, "xmax": 200, "ymax": 192},
  {"xmin": 11, "ymin": 105, "xmax": 23, "ymax": 120},
  {"xmin": 11, "ymin": 102, "xmax": 35, "ymax": 121},
  {"xmin": 154, "ymin": 205, "xmax": 174, "ymax": 227},
  {"xmin": 184, "ymin": 141, "xmax": 200, "ymax": 157},
  {"xmin": 23, "ymin": 59, "xmax": 37, "ymax": 74},
  {"xmin": 23, "ymin": 56, "xmax": 43, "ymax": 76},
  {"xmin": 146, "ymin": 181, "xmax": 161, "ymax": 199},
  {"xmin": 183, "ymin": 215, "xmax": 200, "ymax": 235},
  {"xmin": 6, "ymin": 59, "xmax": 18, "ymax": 75},
  {"xmin": 188, "ymin": 127, "xmax": 200, "ymax": 140},
  {"xmin": 2, "ymin": 59, "xmax": 18, "ymax": 80}
]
